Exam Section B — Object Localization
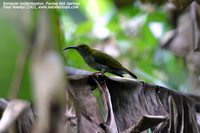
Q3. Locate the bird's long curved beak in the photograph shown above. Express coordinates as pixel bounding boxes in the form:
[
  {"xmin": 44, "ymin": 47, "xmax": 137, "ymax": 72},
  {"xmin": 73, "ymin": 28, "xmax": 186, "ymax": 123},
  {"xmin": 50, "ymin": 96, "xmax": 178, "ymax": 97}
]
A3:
[{"xmin": 63, "ymin": 46, "xmax": 77, "ymax": 51}]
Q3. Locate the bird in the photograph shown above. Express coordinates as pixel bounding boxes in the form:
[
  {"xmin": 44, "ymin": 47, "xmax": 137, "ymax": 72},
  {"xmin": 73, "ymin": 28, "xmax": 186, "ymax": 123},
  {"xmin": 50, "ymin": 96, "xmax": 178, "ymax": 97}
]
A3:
[{"xmin": 64, "ymin": 44, "xmax": 137, "ymax": 79}]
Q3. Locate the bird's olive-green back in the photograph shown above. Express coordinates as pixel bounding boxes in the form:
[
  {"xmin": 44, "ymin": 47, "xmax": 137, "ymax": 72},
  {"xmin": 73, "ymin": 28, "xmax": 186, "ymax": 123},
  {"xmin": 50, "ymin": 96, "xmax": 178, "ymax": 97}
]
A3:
[{"xmin": 91, "ymin": 49, "xmax": 123, "ymax": 69}]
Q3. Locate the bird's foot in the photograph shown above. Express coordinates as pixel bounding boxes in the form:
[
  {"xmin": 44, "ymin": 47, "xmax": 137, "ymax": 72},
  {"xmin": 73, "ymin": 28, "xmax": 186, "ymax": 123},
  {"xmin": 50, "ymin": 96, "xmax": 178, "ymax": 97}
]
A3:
[
  {"xmin": 92, "ymin": 72, "xmax": 106, "ymax": 84},
  {"xmin": 93, "ymin": 72, "xmax": 104, "ymax": 77}
]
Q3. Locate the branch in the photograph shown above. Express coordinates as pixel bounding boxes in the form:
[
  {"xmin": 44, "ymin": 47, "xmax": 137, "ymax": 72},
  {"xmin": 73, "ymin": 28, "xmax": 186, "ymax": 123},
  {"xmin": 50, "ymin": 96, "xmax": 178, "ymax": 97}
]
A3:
[{"xmin": 1, "ymin": 72, "xmax": 200, "ymax": 132}]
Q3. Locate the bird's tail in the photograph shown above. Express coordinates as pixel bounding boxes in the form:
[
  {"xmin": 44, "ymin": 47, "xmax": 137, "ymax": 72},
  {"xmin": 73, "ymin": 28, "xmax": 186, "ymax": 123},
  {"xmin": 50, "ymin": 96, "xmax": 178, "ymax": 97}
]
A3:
[{"xmin": 123, "ymin": 68, "xmax": 137, "ymax": 79}]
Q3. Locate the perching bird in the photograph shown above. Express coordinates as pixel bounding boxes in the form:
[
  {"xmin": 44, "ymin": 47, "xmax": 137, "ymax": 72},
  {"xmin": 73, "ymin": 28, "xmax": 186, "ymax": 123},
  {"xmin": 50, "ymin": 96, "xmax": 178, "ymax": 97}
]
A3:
[{"xmin": 64, "ymin": 44, "xmax": 137, "ymax": 79}]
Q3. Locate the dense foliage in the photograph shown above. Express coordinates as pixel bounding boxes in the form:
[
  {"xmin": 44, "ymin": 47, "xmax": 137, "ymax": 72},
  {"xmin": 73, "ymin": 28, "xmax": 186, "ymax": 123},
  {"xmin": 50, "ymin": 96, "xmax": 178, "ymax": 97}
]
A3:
[{"xmin": 0, "ymin": 0, "xmax": 188, "ymax": 99}]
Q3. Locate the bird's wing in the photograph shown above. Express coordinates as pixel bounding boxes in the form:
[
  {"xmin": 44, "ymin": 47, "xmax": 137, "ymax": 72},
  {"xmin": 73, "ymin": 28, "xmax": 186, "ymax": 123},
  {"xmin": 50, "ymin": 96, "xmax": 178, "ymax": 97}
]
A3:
[{"xmin": 92, "ymin": 50, "xmax": 123, "ymax": 69}]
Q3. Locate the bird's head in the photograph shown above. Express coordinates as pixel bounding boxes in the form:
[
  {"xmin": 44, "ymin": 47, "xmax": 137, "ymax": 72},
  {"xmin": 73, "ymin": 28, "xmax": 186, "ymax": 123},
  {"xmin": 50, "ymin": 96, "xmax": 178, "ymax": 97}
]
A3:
[{"xmin": 64, "ymin": 44, "xmax": 91, "ymax": 56}]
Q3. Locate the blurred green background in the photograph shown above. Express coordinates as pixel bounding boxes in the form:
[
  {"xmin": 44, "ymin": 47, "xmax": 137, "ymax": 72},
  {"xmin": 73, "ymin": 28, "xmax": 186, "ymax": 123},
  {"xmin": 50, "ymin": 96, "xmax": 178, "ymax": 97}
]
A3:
[{"xmin": 0, "ymin": 0, "xmax": 188, "ymax": 99}]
